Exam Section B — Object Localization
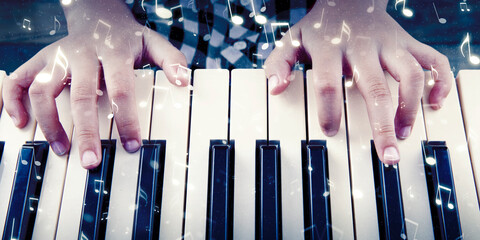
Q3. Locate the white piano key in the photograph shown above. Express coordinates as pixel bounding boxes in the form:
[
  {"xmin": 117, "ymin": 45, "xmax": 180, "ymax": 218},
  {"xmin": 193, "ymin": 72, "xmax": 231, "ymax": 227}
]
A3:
[
  {"xmin": 422, "ymin": 71, "xmax": 480, "ymax": 238},
  {"xmin": 305, "ymin": 70, "xmax": 354, "ymax": 240},
  {"xmin": 55, "ymin": 83, "xmax": 113, "ymax": 239},
  {"xmin": 456, "ymin": 70, "xmax": 480, "ymax": 204},
  {"xmin": 184, "ymin": 69, "xmax": 229, "ymax": 239},
  {"xmin": 31, "ymin": 87, "xmax": 74, "ymax": 240},
  {"xmin": 268, "ymin": 71, "xmax": 306, "ymax": 240},
  {"xmin": 0, "ymin": 88, "xmax": 36, "ymax": 238},
  {"xmin": 384, "ymin": 73, "xmax": 434, "ymax": 240},
  {"xmin": 344, "ymin": 75, "xmax": 379, "ymax": 239},
  {"xmin": 153, "ymin": 70, "xmax": 190, "ymax": 240},
  {"xmin": 230, "ymin": 69, "xmax": 267, "ymax": 240},
  {"xmin": 106, "ymin": 70, "xmax": 154, "ymax": 239},
  {"xmin": 0, "ymin": 70, "xmax": 5, "ymax": 111}
]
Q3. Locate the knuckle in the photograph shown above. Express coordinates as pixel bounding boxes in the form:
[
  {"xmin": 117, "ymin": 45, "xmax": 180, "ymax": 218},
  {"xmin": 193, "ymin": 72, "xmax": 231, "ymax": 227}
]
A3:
[
  {"xmin": 366, "ymin": 81, "xmax": 390, "ymax": 100},
  {"xmin": 375, "ymin": 123, "xmax": 396, "ymax": 137},
  {"xmin": 76, "ymin": 129, "xmax": 97, "ymax": 143},
  {"xmin": 109, "ymin": 86, "xmax": 130, "ymax": 101},
  {"xmin": 71, "ymin": 87, "xmax": 94, "ymax": 106},
  {"xmin": 314, "ymin": 81, "xmax": 339, "ymax": 98},
  {"xmin": 28, "ymin": 82, "xmax": 47, "ymax": 99},
  {"xmin": 434, "ymin": 53, "xmax": 449, "ymax": 67}
]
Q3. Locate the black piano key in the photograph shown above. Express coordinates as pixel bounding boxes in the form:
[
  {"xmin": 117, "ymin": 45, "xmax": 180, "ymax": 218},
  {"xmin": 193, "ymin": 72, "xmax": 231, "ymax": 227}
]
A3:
[
  {"xmin": 79, "ymin": 140, "xmax": 116, "ymax": 240},
  {"xmin": 0, "ymin": 141, "xmax": 4, "ymax": 163},
  {"xmin": 422, "ymin": 141, "xmax": 462, "ymax": 239},
  {"xmin": 206, "ymin": 140, "xmax": 235, "ymax": 240},
  {"xmin": 255, "ymin": 140, "xmax": 282, "ymax": 240},
  {"xmin": 301, "ymin": 140, "xmax": 331, "ymax": 240},
  {"xmin": 3, "ymin": 141, "xmax": 49, "ymax": 240},
  {"xmin": 132, "ymin": 140, "xmax": 166, "ymax": 240},
  {"xmin": 371, "ymin": 141, "xmax": 407, "ymax": 240}
]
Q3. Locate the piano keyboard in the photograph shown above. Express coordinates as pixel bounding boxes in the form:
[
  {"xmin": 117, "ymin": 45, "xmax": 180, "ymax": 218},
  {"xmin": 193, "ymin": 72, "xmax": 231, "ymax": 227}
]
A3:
[{"xmin": 0, "ymin": 69, "xmax": 479, "ymax": 240}]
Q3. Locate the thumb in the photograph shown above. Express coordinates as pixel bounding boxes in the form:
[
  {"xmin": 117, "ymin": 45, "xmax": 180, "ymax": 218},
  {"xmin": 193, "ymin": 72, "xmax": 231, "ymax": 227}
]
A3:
[
  {"xmin": 264, "ymin": 28, "xmax": 302, "ymax": 95},
  {"xmin": 143, "ymin": 31, "xmax": 190, "ymax": 86}
]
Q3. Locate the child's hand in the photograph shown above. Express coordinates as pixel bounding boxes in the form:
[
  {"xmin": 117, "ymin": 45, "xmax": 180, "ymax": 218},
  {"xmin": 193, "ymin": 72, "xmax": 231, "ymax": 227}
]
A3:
[
  {"xmin": 264, "ymin": 0, "xmax": 452, "ymax": 164},
  {"xmin": 2, "ymin": 0, "xmax": 189, "ymax": 169}
]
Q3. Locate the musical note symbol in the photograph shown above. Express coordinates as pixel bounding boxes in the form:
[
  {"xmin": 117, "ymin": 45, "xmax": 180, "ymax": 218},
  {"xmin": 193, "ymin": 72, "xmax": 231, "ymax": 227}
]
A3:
[
  {"xmin": 35, "ymin": 46, "xmax": 69, "ymax": 83},
  {"xmin": 331, "ymin": 21, "xmax": 351, "ymax": 45},
  {"xmin": 395, "ymin": 0, "xmax": 413, "ymax": 17},
  {"xmin": 138, "ymin": 188, "xmax": 148, "ymax": 206},
  {"xmin": 107, "ymin": 100, "xmax": 119, "ymax": 119},
  {"xmin": 428, "ymin": 65, "xmax": 438, "ymax": 86},
  {"xmin": 260, "ymin": 0, "xmax": 267, "ymax": 12},
  {"xmin": 94, "ymin": 179, "xmax": 104, "ymax": 193},
  {"xmin": 367, "ymin": 0, "xmax": 375, "ymax": 13},
  {"xmin": 314, "ymin": 8, "xmax": 325, "ymax": 29},
  {"xmin": 258, "ymin": 27, "xmax": 269, "ymax": 50},
  {"xmin": 170, "ymin": 63, "xmax": 192, "ymax": 86},
  {"xmin": 61, "ymin": 0, "xmax": 72, "ymax": 6},
  {"xmin": 345, "ymin": 65, "xmax": 359, "ymax": 87},
  {"xmin": 28, "ymin": 197, "xmax": 39, "ymax": 211},
  {"xmin": 22, "ymin": 18, "xmax": 32, "ymax": 31},
  {"xmin": 436, "ymin": 185, "xmax": 455, "ymax": 209},
  {"xmin": 227, "ymin": 0, "xmax": 244, "ymax": 25},
  {"xmin": 271, "ymin": 22, "xmax": 301, "ymax": 47},
  {"xmin": 460, "ymin": 33, "xmax": 480, "ymax": 65},
  {"xmin": 432, "ymin": 3, "xmax": 447, "ymax": 24},
  {"xmin": 252, "ymin": 53, "xmax": 264, "ymax": 68},
  {"xmin": 203, "ymin": 13, "xmax": 212, "ymax": 41},
  {"xmin": 460, "ymin": 1, "xmax": 471, "ymax": 12},
  {"xmin": 49, "ymin": 16, "xmax": 61, "ymax": 35},
  {"xmin": 405, "ymin": 218, "xmax": 419, "ymax": 240},
  {"xmin": 249, "ymin": 0, "xmax": 267, "ymax": 24},
  {"xmin": 93, "ymin": 19, "xmax": 114, "ymax": 49},
  {"xmin": 167, "ymin": 5, "xmax": 184, "ymax": 25}
]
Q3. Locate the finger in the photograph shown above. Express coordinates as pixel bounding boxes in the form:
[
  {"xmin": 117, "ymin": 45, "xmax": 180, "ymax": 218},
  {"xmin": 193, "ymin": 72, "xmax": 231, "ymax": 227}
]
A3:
[
  {"xmin": 70, "ymin": 59, "xmax": 102, "ymax": 169},
  {"xmin": 381, "ymin": 50, "xmax": 424, "ymax": 140},
  {"xmin": 3, "ymin": 51, "xmax": 46, "ymax": 127},
  {"xmin": 311, "ymin": 47, "xmax": 343, "ymax": 136},
  {"xmin": 264, "ymin": 27, "xmax": 302, "ymax": 95},
  {"xmin": 143, "ymin": 31, "xmax": 190, "ymax": 86},
  {"xmin": 408, "ymin": 42, "xmax": 452, "ymax": 109},
  {"xmin": 29, "ymin": 63, "xmax": 70, "ymax": 155},
  {"xmin": 349, "ymin": 51, "xmax": 400, "ymax": 164},
  {"xmin": 102, "ymin": 53, "xmax": 141, "ymax": 153}
]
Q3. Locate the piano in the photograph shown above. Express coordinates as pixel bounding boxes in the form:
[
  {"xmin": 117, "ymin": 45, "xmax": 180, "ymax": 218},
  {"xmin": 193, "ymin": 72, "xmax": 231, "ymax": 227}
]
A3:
[{"xmin": 0, "ymin": 68, "xmax": 479, "ymax": 240}]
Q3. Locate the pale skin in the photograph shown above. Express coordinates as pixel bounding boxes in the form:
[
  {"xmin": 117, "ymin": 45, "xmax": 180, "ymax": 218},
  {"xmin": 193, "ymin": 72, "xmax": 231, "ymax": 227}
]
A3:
[{"xmin": 3, "ymin": 0, "xmax": 451, "ymax": 169}]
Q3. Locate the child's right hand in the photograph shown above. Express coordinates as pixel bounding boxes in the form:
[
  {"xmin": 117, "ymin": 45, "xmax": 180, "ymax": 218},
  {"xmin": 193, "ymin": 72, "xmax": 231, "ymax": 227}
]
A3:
[{"xmin": 2, "ymin": 0, "xmax": 189, "ymax": 169}]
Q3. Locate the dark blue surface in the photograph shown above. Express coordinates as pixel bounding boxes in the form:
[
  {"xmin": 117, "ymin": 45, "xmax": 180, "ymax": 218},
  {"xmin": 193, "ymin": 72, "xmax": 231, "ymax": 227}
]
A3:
[
  {"xmin": 78, "ymin": 140, "xmax": 116, "ymax": 240},
  {"xmin": 206, "ymin": 140, "xmax": 234, "ymax": 240},
  {"xmin": 255, "ymin": 140, "xmax": 281, "ymax": 240},
  {"xmin": 0, "ymin": 141, "xmax": 4, "ymax": 164},
  {"xmin": 301, "ymin": 140, "xmax": 331, "ymax": 240},
  {"xmin": 2, "ymin": 141, "xmax": 49, "ymax": 240},
  {"xmin": 132, "ymin": 140, "xmax": 166, "ymax": 240},
  {"xmin": 423, "ymin": 141, "xmax": 462, "ymax": 240},
  {"xmin": 371, "ymin": 141, "xmax": 407, "ymax": 240}
]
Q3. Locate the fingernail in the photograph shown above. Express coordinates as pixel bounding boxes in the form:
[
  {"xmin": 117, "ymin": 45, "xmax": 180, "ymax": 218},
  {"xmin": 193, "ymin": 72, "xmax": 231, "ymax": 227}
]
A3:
[
  {"xmin": 11, "ymin": 116, "xmax": 20, "ymax": 127},
  {"xmin": 437, "ymin": 98, "xmax": 445, "ymax": 108},
  {"xmin": 398, "ymin": 126, "xmax": 412, "ymax": 139},
  {"xmin": 383, "ymin": 147, "xmax": 400, "ymax": 163},
  {"xmin": 269, "ymin": 75, "xmax": 279, "ymax": 89},
  {"xmin": 82, "ymin": 150, "xmax": 98, "ymax": 167},
  {"xmin": 124, "ymin": 139, "xmax": 140, "ymax": 153},
  {"xmin": 51, "ymin": 141, "xmax": 67, "ymax": 155},
  {"xmin": 323, "ymin": 128, "xmax": 338, "ymax": 137}
]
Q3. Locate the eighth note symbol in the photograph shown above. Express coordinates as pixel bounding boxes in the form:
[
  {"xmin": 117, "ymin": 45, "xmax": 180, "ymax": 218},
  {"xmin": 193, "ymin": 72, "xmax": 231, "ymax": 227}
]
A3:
[
  {"xmin": 460, "ymin": 33, "xmax": 480, "ymax": 65},
  {"xmin": 49, "ymin": 16, "xmax": 61, "ymax": 35}
]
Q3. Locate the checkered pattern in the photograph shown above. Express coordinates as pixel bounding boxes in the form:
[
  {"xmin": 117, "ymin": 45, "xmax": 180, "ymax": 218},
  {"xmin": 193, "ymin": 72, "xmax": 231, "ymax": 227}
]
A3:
[{"xmin": 127, "ymin": 0, "xmax": 315, "ymax": 69}]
